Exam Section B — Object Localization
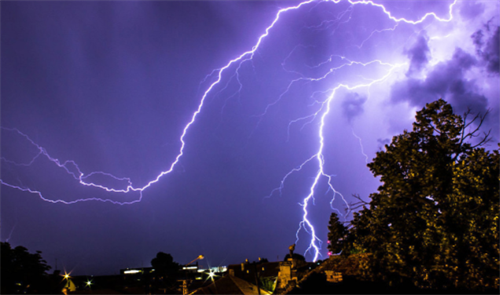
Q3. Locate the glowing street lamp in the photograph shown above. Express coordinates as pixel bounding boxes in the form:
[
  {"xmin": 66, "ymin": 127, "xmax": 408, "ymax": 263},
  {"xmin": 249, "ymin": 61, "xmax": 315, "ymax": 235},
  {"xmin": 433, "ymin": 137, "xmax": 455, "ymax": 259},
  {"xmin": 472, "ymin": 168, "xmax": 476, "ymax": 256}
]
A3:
[{"xmin": 186, "ymin": 255, "xmax": 204, "ymax": 266}]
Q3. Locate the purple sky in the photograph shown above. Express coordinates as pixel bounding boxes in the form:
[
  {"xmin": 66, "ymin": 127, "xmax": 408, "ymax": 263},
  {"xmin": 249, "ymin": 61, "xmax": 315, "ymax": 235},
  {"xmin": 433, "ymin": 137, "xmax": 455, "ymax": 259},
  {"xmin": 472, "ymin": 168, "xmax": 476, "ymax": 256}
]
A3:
[{"xmin": 2, "ymin": 0, "xmax": 498, "ymax": 275}]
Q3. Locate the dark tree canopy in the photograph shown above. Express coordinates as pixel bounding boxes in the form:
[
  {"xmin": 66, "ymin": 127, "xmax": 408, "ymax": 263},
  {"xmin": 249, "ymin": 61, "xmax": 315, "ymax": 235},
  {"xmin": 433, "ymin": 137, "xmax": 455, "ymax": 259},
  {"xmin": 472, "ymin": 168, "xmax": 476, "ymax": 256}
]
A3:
[
  {"xmin": 327, "ymin": 212, "xmax": 347, "ymax": 254},
  {"xmin": 151, "ymin": 252, "xmax": 179, "ymax": 274},
  {"xmin": 150, "ymin": 252, "xmax": 180, "ymax": 293},
  {"xmin": 347, "ymin": 99, "xmax": 499, "ymax": 290},
  {"xmin": 1, "ymin": 242, "xmax": 52, "ymax": 294}
]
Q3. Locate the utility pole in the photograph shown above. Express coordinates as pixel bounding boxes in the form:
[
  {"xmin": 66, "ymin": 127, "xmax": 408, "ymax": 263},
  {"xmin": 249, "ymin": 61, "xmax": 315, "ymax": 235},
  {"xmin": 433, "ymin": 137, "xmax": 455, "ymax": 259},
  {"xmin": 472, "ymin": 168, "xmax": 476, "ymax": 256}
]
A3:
[{"xmin": 252, "ymin": 261, "xmax": 261, "ymax": 295}]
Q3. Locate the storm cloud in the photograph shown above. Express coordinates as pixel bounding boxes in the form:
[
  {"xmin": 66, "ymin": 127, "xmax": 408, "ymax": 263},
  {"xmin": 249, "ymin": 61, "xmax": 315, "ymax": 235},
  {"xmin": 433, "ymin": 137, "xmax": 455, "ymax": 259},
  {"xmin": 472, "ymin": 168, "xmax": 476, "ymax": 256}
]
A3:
[
  {"xmin": 405, "ymin": 33, "xmax": 430, "ymax": 76},
  {"xmin": 483, "ymin": 26, "xmax": 499, "ymax": 74},
  {"xmin": 391, "ymin": 47, "xmax": 489, "ymax": 115},
  {"xmin": 342, "ymin": 92, "xmax": 367, "ymax": 123}
]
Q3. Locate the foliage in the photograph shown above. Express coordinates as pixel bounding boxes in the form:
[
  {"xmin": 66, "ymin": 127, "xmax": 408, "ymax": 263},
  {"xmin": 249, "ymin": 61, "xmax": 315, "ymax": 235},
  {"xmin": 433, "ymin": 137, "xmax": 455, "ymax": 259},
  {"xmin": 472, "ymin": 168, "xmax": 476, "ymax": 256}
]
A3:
[
  {"xmin": 1, "ymin": 242, "xmax": 52, "ymax": 294},
  {"xmin": 348, "ymin": 99, "xmax": 499, "ymax": 290},
  {"xmin": 327, "ymin": 212, "xmax": 347, "ymax": 254},
  {"xmin": 150, "ymin": 252, "xmax": 180, "ymax": 293},
  {"xmin": 259, "ymin": 276, "xmax": 277, "ymax": 293},
  {"xmin": 323, "ymin": 253, "xmax": 374, "ymax": 278},
  {"xmin": 151, "ymin": 252, "xmax": 179, "ymax": 274}
]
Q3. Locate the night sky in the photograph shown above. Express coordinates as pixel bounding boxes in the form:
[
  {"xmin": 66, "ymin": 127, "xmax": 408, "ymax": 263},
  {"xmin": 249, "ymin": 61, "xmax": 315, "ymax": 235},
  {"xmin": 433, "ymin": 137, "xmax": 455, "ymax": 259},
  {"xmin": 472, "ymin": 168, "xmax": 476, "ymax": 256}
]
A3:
[{"xmin": 1, "ymin": 0, "xmax": 499, "ymax": 275}]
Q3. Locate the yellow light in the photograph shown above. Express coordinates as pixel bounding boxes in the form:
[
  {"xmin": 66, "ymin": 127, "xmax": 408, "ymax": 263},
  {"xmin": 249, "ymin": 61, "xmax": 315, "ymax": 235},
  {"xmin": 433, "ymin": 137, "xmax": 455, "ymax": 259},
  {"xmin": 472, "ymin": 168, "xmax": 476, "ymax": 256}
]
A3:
[
  {"xmin": 198, "ymin": 255, "xmax": 204, "ymax": 260},
  {"xmin": 86, "ymin": 280, "xmax": 92, "ymax": 286}
]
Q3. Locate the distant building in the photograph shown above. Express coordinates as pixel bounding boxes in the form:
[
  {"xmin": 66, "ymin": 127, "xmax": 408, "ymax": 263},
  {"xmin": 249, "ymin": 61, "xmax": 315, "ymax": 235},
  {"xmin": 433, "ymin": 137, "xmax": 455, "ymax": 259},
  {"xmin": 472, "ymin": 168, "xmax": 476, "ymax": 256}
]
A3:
[
  {"xmin": 277, "ymin": 259, "xmax": 297, "ymax": 290},
  {"xmin": 204, "ymin": 255, "xmax": 318, "ymax": 294},
  {"xmin": 227, "ymin": 261, "xmax": 280, "ymax": 280},
  {"xmin": 193, "ymin": 273, "xmax": 271, "ymax": 295},
  {"xmin": 119, "ymin": 267, "xmax": 155, "ymax": 293},
  {"xmin": 324, "ymin": 270, "xmax": 343, "ymax": 283}
]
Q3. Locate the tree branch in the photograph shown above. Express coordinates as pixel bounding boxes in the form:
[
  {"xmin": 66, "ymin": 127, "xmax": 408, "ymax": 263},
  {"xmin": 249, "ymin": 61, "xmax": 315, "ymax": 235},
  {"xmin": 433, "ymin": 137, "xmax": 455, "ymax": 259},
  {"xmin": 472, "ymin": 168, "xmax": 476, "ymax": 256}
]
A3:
[{"xmin": 453, "ymin": 108, "xmax": 491, "ymax": 161}]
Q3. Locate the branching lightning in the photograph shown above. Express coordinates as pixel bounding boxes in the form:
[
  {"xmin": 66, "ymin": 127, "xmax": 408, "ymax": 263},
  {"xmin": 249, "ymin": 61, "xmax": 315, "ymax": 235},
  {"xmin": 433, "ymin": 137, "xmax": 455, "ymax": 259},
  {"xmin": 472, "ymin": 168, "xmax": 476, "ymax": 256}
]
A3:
[
  {"xmin": 2, "ymin": 0, "xmax": 460, "ymax": 260},
  {"xmin": 352, "ymin": 130, "xmax": 369, "ymax": 164},
  {"xmin": 1, "ymin": 0, "xmax": 317, "ymax": 204},
  {"xmin": 262, "ymin": 0, "xmax": 457, "ymax": 261}
]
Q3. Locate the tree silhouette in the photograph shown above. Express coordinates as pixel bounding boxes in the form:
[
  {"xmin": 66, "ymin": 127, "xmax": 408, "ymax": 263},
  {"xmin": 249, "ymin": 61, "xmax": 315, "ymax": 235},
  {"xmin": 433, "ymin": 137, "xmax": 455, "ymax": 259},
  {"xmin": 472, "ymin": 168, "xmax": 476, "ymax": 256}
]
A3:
[
  {"xmin": 327, "ymin": 212, "xmax": 347, "ymax": 254},
  {"xmin": 349, "ymin": 99, "xmax": 498, "ymax": 290},
  {"xmin": 1, "ymin": 242, "xmax": 51, "ymax": 294},
  {"xmin": 151, "ymin": 252, "xmax": 180, "ymax": 293}
]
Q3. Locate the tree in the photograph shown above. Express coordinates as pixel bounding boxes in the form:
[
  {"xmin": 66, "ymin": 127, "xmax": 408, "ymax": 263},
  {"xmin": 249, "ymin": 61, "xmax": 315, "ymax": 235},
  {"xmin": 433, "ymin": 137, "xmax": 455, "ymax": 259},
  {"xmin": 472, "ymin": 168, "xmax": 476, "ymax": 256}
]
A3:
[
  {"xmin": 327, "ymin": 212, "xmax": 347, "ymax": 254},
  {"xmin": 151, "ymin": 252, "xmax": 179, "ymax": 274},
  {"xmin": 349, "ymin": 99, "xmax": 499, "ymax": 290},
  {"xmin": 1, "ymin": 242, "xmax": 52, "ymax": 294},
  {"xmin": 151, "ymin": 252, "xmax": 180, "ymax": 293}
]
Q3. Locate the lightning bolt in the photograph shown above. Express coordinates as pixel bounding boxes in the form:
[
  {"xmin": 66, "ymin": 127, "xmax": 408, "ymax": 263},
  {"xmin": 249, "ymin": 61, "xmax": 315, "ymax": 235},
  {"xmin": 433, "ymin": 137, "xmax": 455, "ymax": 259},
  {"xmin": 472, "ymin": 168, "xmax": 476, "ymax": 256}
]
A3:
[
  {"xmin": 1, "ymin": 0, "xmax": 317, "ymax": 204},
  {"xmin": 352, "ymin": 129, "xmax": 369, "ymax": 164},
  {"xmin": 263, "ymin": 0, "xmax": 457, "ymax": 261},
  {"xmin": 2, "ymin": 0, "xmax": 460, "ymax": 260}
]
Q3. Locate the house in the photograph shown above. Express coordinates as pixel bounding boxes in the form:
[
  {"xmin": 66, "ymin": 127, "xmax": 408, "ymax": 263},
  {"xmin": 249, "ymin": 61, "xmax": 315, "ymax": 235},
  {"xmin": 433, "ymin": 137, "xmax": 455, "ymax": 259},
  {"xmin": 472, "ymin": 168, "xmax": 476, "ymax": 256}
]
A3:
[{"xmin": 192, "ymin": 272, "xmax": 271, "ymax": 294}]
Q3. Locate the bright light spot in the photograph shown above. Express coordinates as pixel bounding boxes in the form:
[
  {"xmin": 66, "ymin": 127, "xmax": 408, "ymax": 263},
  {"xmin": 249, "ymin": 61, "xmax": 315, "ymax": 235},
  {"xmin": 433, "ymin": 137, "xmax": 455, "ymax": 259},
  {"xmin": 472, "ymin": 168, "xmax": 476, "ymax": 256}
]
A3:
[
  {"xmin": 207, "ymin": 269, "xmax": 219, "ymax": 282},
  {"xmin": 123, "ymin": 269, "xmax": 141, "ymax": 274}
]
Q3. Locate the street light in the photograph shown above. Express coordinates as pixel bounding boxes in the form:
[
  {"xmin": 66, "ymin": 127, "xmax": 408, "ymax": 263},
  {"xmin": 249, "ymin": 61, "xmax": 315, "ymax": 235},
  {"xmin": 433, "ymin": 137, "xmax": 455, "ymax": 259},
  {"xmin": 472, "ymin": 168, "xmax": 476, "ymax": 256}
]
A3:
[{"xmin": 185, "ymin": 255, "xmax": 204, "ymax": 267}]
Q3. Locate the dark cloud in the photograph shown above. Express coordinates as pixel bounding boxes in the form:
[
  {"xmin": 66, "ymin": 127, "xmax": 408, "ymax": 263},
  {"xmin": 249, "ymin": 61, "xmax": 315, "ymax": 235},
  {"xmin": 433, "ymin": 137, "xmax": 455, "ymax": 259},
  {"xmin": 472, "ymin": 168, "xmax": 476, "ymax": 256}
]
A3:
[
  {"xmin": 471, "ymin": 29, "xmax": 484, "ymax": 51},
  {"xmin": 448, "ymin": 78, "xmax": 488, "ymax": 116},
  {"xmin": 392, "ymin": 47, "xmax": 488, "ymax": 115},
  {"xmin": 471, "ymin": 24, "xmax": 499, "ymax": 74},
  {"xmin": 405, "ymin": 33, "xmax": 430, "ymax": 76},
  {"xmin": 483, "ymin": 26, "xmax": 499, "ymax": 73},
  {"xmin": 342, "ymin": 92, "xmax": 367, "ymax": 123}
]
